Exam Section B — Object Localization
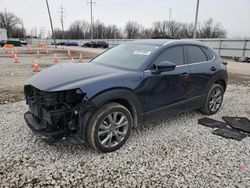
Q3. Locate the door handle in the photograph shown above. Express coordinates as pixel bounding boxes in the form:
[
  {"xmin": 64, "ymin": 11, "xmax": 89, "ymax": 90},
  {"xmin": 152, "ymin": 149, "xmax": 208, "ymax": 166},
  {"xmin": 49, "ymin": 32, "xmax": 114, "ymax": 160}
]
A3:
[
  {"xmin": 181, "ymin": 72, "xmax": 189, "ymax": 77},
  {"xmin": 210, "ymin": 67, "xmax": 217, "ymax": 71}
]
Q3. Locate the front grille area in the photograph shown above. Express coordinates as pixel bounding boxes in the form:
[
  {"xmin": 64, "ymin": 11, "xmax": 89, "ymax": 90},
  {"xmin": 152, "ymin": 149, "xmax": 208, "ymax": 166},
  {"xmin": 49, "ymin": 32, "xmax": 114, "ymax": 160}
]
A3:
[
  {"xmin": 24, "ymin": 85, "xmax": 85, "ymax": 133},
  {"xmin": 24, "ymin": 85, "xmax": 84, "ymax": 110}
]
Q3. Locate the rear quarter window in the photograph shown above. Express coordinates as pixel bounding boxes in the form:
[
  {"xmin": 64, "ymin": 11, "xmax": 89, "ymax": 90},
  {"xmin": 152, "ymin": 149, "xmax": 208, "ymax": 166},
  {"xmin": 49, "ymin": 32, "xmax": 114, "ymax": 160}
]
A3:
[
  {"xmin": 186, "ymin": 45, "xmax": 207, "ymax": 64},
  {"xmin": 201, "ymin": 47, "xmax": 214, "ymax": 61}
]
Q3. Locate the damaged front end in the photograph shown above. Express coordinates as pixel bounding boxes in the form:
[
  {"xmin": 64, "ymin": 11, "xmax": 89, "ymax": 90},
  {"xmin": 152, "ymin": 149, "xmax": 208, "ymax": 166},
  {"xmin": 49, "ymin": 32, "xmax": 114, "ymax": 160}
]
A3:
[{"xmin": 24, "ymin": 85, "xmax": 94, "ymax": 141}]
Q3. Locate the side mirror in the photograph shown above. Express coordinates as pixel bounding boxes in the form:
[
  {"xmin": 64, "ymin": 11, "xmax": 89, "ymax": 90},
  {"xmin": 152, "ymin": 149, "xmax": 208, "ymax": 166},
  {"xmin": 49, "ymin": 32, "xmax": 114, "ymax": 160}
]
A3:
[{"xmin": 152, "ymin": 61, "xmax": 176, "ymax": 74}]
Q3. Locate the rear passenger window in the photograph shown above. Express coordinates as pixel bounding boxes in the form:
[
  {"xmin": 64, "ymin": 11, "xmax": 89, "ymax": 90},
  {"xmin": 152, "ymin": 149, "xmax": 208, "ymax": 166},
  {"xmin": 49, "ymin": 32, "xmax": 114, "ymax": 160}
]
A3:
[
  {"xmin": 187, "ymin": 45, "xmax": 207, "ymax": 64},
  {"xmin": 155, "ymin": 46, "xmax": 184, "ymax": 66},
  {"xmin": 201, "ymin": 47, "xmax": 214, "ymax": 61}
]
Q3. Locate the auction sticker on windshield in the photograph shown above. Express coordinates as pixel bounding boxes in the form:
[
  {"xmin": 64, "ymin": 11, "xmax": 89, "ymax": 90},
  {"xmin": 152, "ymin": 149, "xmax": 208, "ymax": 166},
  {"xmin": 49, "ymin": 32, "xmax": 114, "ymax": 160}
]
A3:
[{"xmin": 133, "ymin": 50, "xmax": 152, "ymax": 56}]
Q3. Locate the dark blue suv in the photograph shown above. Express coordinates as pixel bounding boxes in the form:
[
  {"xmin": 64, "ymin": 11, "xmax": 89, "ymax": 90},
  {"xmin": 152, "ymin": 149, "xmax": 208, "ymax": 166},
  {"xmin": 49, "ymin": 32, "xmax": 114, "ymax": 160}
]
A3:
[{"xmin": 24, "ymin": 40, "xmax": 227, "ymax": 152}]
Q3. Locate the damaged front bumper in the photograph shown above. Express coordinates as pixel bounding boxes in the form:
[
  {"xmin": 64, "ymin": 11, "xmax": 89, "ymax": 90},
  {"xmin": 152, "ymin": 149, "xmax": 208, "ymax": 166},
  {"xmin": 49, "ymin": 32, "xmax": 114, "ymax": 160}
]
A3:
[
  {"xmin": 24, "ymin": 111, "xmax": 65, "ymax": 140},
  {"xmin": 24, "ymin": 85, "xmax": 95, "ymax": 142}
]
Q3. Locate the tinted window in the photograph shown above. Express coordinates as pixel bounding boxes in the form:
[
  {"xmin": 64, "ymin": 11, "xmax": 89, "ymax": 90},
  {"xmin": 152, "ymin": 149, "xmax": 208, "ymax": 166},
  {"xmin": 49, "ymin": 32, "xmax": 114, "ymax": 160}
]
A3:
[
  {"xmin": 201, "ymin": 47, "xmax": 214, "ymax": 61},
  {"xmin": 155, "ymin": 46, "xmax": 184, "ymax": 66},
  {"xmin": 187, "ymin": 45, "xmax": 207, "ymax": 64},
  {"xmin": 92, "ymin": 43, "xmax": 159, "ymax": 70}
]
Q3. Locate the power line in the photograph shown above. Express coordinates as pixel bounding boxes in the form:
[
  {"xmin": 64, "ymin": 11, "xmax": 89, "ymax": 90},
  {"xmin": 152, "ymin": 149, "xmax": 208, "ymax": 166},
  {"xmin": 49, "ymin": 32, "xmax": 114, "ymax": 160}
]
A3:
[
  {"xmin": 87, "ymin": 0, "xmax": 96, "ymax": 39},
  {"xmin": 58, "ymin": 4, "xmax": 66, "ymax": 40}
]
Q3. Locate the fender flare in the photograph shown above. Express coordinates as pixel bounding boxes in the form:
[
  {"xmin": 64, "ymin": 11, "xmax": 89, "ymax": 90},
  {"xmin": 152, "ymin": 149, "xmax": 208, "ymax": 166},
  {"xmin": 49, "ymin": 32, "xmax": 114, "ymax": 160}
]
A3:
[{"xmin": 205, "ymin": 71, "xmax": 227, "ymax": 93}]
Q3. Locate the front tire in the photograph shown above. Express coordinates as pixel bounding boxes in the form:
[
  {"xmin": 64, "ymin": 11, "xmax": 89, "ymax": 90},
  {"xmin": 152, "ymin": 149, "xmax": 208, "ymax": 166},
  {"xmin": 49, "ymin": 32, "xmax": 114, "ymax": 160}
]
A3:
[
  {"xmin": 200, "ymin": 84, "xmax": 224, "ymax": 115},
  {"xmin": 86, "ymin": 102, "xmax": 132, "ymax": 152}
]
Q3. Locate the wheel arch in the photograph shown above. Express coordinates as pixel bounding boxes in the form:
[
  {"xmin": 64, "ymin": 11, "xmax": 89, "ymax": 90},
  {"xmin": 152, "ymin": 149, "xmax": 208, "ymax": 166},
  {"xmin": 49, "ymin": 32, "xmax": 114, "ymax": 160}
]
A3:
[
  {"xmin": 90, "ymin": 88, "xmax": 143, "ymax": 128},
  {"xmin": 214, "ymin": 79, "xmax": 226, "ymax": 91},
  {"xmin": 205, "ymin": 71, "xmax": 227, "ymax": 94},
  {"xmin": 78, "ymin": 88, "xmax": 143, "ymax": 141}
]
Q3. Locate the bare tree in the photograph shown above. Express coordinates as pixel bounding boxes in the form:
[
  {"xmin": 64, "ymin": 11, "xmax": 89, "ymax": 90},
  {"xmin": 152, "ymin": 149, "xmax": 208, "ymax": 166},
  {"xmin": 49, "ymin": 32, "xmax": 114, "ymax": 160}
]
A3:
[
  {"xmin": 68, "ymin": 20, "xmax": 90, "ymax": 39},
  {"xmin": 94, "ymin": 20, "xmax": 106, "ymax": 39},
  {"xmin": 10, "ymin": 26, "xmax": 26, "ymax": 38},
  {"xmin": 152, "ymin": 20, "xmax": 182, "ymax": 38},
  {"xmin": 151, "ymin": 18, "xmax": 226, "ymax": 39},
  {"xmin": 167, "ymin": 21, "xmax": 182, "ymax": 37},
  {"xmin": 152, "ymin": 21, "xmax": 168, "ymax": 37},
  {"xmin": 178, "ymin": 23, "xmax": 194, "ymax": 38},
  {"xmin": 104, "ymin": 25, "xmax": 122, "ymax": 39},
  {"xmin": 124, "ymin": 21, "xmax": 141, "ymax": 39},
  {"xmin": 54, "ymin": 28, "xmax": 63, "ymax": 39},
  {"xmin": 140, "ymin": 27, "xmax": 153, "ymax": 39},
  {"xmin": 0, "ymin": 11, "xmax": 25, "ymax": 38},
  {"xmin": 198, "ymin": 18, "xmax": 226, "ymax": 38}
]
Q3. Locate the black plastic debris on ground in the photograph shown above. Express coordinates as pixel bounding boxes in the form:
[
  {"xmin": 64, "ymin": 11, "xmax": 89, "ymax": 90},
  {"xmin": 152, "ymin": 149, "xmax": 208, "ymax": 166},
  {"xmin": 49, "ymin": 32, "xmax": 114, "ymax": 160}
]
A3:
[
  {"xmin": 198, "ymin": 117, "xmax": 227, "ymax": 128},
  {"xmin": 212, "ymin": 127, "xmax": 247, "ymax": 141},
  {"xmin": 198, "ymin": 116, "xmax": 250, "ymax": 141},
  {"xmin": 222, "ymin": 116, "xmax": 250, "ymax": 133}
]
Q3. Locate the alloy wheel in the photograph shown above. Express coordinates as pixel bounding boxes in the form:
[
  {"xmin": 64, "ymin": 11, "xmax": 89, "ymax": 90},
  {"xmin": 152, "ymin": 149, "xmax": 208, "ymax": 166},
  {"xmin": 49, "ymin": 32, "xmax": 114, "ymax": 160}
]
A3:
[
  {"xmin": 208, "ymin": 87, "xmax": 223, "ymax": 112},
  {"xmin": 98, "ymin": 112, "xmax": 129, "ymax": 148}
]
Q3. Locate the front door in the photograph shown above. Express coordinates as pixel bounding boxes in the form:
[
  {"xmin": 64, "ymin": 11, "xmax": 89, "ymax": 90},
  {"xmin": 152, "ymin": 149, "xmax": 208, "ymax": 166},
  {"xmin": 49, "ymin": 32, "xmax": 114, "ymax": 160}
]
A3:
[{"xmin": 136, "ymin": 45, "xmax": 192, "ymax": 119}]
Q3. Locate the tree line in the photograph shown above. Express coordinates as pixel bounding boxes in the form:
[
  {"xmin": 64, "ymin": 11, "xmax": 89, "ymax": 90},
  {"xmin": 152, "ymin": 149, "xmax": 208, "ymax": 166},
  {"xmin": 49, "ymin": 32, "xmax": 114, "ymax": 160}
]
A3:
[
  {"xmin": 0, "ymin": 10, "xmax": 226, "ymax": 39},
  {"xmin": 0, "ymin": 11, "xmax": 26, "ymax": 38}
]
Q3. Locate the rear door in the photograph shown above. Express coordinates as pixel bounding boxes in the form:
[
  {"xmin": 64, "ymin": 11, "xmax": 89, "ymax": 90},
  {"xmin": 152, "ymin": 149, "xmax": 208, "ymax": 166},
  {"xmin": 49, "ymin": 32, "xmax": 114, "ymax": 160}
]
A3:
[{"xmin": 185, "ymin": 44, "xmax": 217, "ymax": 100}]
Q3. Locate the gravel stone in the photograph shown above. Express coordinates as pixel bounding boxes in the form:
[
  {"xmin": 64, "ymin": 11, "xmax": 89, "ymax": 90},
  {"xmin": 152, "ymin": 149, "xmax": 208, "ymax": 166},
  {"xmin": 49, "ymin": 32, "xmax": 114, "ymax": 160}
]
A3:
[{"xmin": 0, "ymin": 84, "xmax": 250, "ymax": 187}]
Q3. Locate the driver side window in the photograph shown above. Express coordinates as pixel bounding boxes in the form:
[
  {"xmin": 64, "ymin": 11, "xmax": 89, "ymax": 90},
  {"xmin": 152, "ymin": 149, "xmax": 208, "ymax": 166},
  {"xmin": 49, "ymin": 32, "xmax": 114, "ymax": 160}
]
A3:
[{"xmin": 154, "ymin": 46, "xmax": 184, "ymax": 66}]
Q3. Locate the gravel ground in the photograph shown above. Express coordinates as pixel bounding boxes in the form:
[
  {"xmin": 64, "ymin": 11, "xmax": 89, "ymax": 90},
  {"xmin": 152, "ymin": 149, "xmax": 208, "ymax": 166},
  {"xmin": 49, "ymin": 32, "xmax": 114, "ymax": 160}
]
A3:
[{"xmin": 0, "ymin": 84, "xmax": 250, "ymax": 187}]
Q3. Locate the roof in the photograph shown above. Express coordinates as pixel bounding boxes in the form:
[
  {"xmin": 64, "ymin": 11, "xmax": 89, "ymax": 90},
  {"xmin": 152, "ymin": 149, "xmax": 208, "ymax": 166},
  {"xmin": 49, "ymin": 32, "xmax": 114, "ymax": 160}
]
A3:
[{"xmin": 129, "ymin": 39, "xmax": 204, "ymax": 46}]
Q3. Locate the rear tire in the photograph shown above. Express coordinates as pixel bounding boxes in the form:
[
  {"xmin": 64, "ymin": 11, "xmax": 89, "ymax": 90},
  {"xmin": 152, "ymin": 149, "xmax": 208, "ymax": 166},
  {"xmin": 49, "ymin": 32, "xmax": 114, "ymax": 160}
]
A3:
[
  {"xmin": 200, "ymin": 84, "xmax": 224, "ymax": 115},
  {"xmin": 86, "ymin": 102, "xmax": 132, "ymax": 153}
]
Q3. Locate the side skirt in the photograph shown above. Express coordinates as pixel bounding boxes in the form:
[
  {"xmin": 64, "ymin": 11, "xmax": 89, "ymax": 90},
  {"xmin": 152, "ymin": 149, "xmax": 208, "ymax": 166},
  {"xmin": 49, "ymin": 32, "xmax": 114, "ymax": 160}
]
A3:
[{"xmin": 142, "ymin": 95, "xmax": 205, "ymax": 124}]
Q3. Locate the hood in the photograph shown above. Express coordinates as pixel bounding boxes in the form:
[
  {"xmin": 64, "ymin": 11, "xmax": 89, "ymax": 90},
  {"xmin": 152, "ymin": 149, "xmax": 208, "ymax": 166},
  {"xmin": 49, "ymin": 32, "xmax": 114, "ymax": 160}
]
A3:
[{"xmin": 28, "ymin": 63, "xmax": 130, "ymax": 92}]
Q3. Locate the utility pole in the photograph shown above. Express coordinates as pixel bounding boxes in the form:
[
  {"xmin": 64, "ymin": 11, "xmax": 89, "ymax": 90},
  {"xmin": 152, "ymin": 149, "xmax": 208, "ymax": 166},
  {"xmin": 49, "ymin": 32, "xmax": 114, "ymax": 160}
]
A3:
[
  {"xmin": 193, "ymin": 0, "xmax": 200, "ymax": 38},
  {"xmin": 45, "ymin": 0, "xmax": 57, "ymax": 48},
  {"xmin": 87, "ymin": 0, "xmax": 96, "ymax": 39},
  {"xmin": 40, "ymin": 27, "xmax": 45, "ymax": 39},
  {"xmin": 34, "ymin": 27, "xmax": 37, "ymax": 37},
  {"xmin": 4, "ymin": 9, "xmax": 7, "ymax": 29},
  {"xmin": 169, "ymin": 8, "xmax": 173, "ymax": 22},
  {"xmin": 58, "ymin": 4, "xmax": 65, "ymax": 40}
]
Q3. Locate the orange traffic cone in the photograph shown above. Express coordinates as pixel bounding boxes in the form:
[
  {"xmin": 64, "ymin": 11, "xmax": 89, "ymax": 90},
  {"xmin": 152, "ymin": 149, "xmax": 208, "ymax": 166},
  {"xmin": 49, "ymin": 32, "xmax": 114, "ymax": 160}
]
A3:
[
  {"xmin": 33, "ymin": 59, "xmax": 40, "ymax": 72},
  {"xmin": 13, "ymin": 53, "xmax": 19, "ymax": 63},
  {"xmin": 67, "ymin": 49, "xmax": 71, "ymax": 59},
  {"xmin": 36, "ymin": 50, "xmax": 40, "ymax": 58},
  {"xmin": 53, "ymin": 54, "xmax": 58, "ymax": 63},
  {"xmin": 14, "ymin": 49, "xmax": 18, "ymax": 55},
  {"xmin": 79, "ymin": 53, "xmax": 83, "ymax": 62},
  {"xmin": 10, "ymin": 51, "xmax": 15, "ymax": 58},
  {"xmin": 4, "ymin": 48, "xmax": 9, "ymax": 54}
]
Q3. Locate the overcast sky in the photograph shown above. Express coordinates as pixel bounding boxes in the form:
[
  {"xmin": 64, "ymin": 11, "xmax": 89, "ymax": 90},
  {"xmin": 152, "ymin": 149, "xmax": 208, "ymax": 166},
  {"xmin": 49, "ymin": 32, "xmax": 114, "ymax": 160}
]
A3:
[{"xmin": 1, "ymin": 0, "xmax": 250, "ymax": 37}]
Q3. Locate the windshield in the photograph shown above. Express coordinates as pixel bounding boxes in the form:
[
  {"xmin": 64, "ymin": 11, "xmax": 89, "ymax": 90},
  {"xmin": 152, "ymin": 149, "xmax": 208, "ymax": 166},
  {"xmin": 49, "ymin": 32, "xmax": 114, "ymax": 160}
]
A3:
[{"xmin": 92, "ymin": 43, "xmax": 159, "ymax": 70}]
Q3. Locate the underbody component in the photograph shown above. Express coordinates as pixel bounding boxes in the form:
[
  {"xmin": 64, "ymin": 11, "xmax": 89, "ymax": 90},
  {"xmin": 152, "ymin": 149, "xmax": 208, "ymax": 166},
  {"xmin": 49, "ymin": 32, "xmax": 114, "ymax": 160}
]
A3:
[
  {"xmin": 198, "ymin": 117, "xmax": 227, "ymax": 128},
  {"xmin": 212, "ymin": 127, "xmax": 247, "ymax": 141},
  {"xmin": 222, "ymin": 117, "xmax": 250, "ymax": 133}
]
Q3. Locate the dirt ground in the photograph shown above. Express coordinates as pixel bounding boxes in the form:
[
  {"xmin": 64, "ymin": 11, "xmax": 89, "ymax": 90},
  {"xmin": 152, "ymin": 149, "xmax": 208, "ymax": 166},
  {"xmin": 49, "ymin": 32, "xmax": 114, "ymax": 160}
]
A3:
[
  {"xmin": 0, "ymin": 46, "xmax": 249, "ymax": 103},
  {"xmin": 0, "ymin": 45, "xmax": 99, "ymax": 103}
]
